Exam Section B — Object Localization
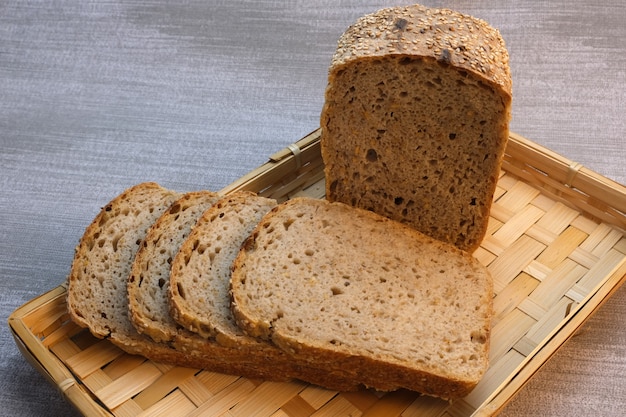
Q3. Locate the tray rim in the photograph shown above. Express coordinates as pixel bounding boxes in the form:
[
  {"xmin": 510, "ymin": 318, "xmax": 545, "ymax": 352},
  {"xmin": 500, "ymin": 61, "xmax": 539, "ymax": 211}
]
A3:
[{"xmin": 8, "ymin": 129, "xmax": 626, "ymax": 417}]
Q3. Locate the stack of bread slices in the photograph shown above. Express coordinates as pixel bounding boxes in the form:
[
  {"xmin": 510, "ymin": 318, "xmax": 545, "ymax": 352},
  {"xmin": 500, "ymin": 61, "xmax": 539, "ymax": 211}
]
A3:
[{"xmin": 66, "ymin": 3, "xmax": 511, "ymax": 400}]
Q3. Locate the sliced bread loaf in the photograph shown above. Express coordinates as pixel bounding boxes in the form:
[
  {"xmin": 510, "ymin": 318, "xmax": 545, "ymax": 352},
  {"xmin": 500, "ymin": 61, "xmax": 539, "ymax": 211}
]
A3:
[
  {"xmin": 128, "ymin": 190, "xmax": 220, "ymax": 343},
  {"xmin": 66, "ymin": 183, "xmax": 301, "ymax": 379},
  {"xmin": 320, "ymin": 4, "xmax": 512, "ymax": 252},
  {"xmin": 231, "ymin": 197, "xmax": 494, "ymax": 399}
]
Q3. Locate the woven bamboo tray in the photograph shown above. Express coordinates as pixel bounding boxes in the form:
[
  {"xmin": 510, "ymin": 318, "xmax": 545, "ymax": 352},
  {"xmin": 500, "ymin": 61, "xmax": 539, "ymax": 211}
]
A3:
[{"xmin": 9, "ymin": 129, "xmax": 626, "ymax": 417}]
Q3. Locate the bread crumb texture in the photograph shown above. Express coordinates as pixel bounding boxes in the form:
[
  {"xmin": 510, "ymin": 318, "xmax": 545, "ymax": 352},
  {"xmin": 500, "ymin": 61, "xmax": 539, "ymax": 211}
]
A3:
[{"xmin": 321, "ymin": 4, "xmax": 511, "ymax": 252}]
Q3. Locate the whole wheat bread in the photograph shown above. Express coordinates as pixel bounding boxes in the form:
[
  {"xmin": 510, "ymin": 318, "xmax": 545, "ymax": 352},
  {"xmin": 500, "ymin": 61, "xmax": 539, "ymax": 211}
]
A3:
[
  {"xmin": 67, "ymin": 182, "xmax": 182, "ymax": 342},
  {"xmin": 167, "ymin": 191, "xmax": 362, "ymax": 390},
  {"xmin": 320, "ymin": 4, "xmax": 512, "ymax": 252},
  {"xmin": 169, "ymin": 191, "xmax": 277, "ymax": 341},
  {"xmin": 231, "ymin": 197, "xmax": 493, "ymax": 399},
  {"xmin": 128, "ymin": 190, "xmax": 221, "ymax": 343},
  {"xmin": 66, "ymin": 183, "xmax": 310, "ymax": 379}
]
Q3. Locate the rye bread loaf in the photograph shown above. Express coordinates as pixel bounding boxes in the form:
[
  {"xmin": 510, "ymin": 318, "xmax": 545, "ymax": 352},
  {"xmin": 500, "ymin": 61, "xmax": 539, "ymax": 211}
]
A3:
[
  {"xmin": 128, "ymin": 190, "xmax": 221, "ymax": 343},
  {"xmin": 65, "ymin": 183, "xmax": 304, "ymax": 379},
  {"xmin": 320, "ymin": 4, "xmax": 512, "ymax": 252},
  {"xmin": 231, "ymin": 197, "xmax": 494, "ymax": 399}
]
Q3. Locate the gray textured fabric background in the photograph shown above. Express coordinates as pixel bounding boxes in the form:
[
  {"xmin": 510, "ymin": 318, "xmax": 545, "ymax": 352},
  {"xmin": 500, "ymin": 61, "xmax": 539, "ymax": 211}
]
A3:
[{"xmin": 1, "ymin": 1, "xmax": 624, "ymax": 416}]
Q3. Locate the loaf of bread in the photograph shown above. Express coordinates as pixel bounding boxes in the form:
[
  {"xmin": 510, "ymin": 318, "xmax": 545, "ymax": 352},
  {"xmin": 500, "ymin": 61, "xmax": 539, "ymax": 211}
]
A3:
[
  {"xmin": 231, "ymin": 197, "xmax": 493, "ymax": 399},
  {"xmin": 320, "ymin": 4, "xmax": 512, "ymax": 252},
  {"xmin": 64, "ymin": 5, "xmax": 505, "ymax": 398}
]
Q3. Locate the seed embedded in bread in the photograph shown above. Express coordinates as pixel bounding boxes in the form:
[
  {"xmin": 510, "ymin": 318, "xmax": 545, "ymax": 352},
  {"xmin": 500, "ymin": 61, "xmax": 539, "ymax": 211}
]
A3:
[{"xmin": 321, "ymin": 4, "xmax": 512, "ymax": 252}]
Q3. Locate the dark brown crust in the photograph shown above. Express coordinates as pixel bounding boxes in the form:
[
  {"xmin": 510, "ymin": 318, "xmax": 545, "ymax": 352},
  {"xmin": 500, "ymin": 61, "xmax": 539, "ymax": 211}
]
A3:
[{"xmin": 330, "ymin": 4, "xmax": 511, "ymax": 97}]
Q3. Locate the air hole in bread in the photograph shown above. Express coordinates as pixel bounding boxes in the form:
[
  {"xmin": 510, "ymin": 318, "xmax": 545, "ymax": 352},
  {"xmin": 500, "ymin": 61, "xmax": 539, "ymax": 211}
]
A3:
[
  {"xmin": 283, "ymin": 218, "xmax": 295, "ymax": 231},
  {"xmin": 470, "ymin": 331, "xmax": 487, "ymax": 344},
  {"xmin": 397, "ymin": 53, "xmax": 412, "ymax": 64},
  {"xmin": 176, "ymin": 283, "xmax": 186, "ymax": 300},
  {"xmin": 112, "ymin": 234, "xmax": 123, "ymax": 252},
  {"xmin": 169, "ymin": 203, "xmax": 181, "ymax": 214},
  {"xmin": 366, "ymin": 149, "xmax": 378, "ymax": 162},
  {"xmin": 330, "ymin": 286, "xmax": 344, "ymax": 296}
]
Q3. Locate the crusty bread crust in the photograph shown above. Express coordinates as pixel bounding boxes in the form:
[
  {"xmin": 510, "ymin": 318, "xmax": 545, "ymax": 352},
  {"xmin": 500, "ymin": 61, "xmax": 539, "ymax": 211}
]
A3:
[
  {"xmin": 329, "ymin": 4, "xmax": 511, "ymax": 97},
  {"xmin": 321, "ymin": 4, "xmax": 511, "ymax": 252},
  {"xmin": 231, "ymin": 197, "xmax": 494, "ymax": 399}
]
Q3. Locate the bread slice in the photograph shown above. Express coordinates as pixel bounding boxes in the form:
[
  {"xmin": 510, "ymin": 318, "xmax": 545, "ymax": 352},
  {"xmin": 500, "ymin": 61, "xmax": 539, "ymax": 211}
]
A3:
[
  {"xmin": 128, "ymin": 190, "xmax": 221, "ymax": 343},
  {"xmin": 169, "ymin": 191, "xmax": 278, "ymax": 341},
  {"xmin": 66, "ymin": 183, "xmax": 300, "ymax": 379},
  {"xmin": 67, "ymin": 182, "xmax": 182, "ymax": 341},
  {"xmin": 320, "ymin": 4, "xmax": 512, "ymax": 252},
  {"xmin": 231, "ymin": 197, "xmax": 494, "ymax": 399}
]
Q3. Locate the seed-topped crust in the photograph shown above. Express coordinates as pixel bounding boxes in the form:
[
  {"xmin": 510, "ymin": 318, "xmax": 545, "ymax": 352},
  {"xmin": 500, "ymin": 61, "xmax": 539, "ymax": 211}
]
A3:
[{"xmin": 331, "ymin": 4, "xmax": 511, "ymax": 97}]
